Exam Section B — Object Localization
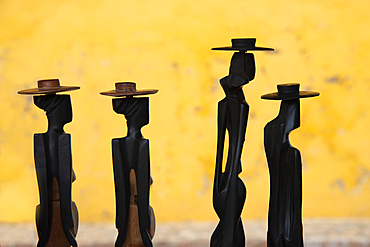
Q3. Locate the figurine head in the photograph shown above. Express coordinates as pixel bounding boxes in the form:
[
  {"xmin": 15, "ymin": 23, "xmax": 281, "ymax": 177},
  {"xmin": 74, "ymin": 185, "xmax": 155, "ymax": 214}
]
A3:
[
  {"xmin": 34, "ymin": 94, "xmax": 73, "ymax": 128},
  {"xmin": 113, "ymin": 97, "xmax": 149, "ymax": 129},
  {"xmin": 18, "ymin": 79, "xmax": 78, "ymax": 132},
  {"xmin": 212, "ymin": 38, "xmax": 274, "ymax": 88},
  {"xmin": 229, "ymin": 52, "xmax": 256, "ymax": 84},
  {"xmin": 262, "ymin": 83, "xmax": 320, "ymax": 140},
  {"xmin": 219, "ymin": 52, "xmax": 256, "ymax": 95}
]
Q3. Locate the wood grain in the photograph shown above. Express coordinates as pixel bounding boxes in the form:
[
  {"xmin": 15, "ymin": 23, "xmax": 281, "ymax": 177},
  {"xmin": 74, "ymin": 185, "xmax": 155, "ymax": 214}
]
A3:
[
  {"xmin": 121, "ymin": 170, "xmax": 155, "ymax": 247},
  {"xmin": 36, "ymin": 177, "xmax": 78, "ymax": 247}
]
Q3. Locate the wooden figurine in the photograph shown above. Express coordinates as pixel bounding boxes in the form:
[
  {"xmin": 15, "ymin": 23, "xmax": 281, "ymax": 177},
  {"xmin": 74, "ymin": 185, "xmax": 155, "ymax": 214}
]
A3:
[
  {"xmin": 210, "ymin": 39, "xmax": 273, "ymax": 247},
  {"xmin": 261, "ymin": 83, "xmax": 319, "ymax": 247},
  {"xmin": 18, "ymin": 79, "xmax": 80, "ymax": 247},
  {"xmin": 100, "ymin": 82, "xmax": 157, "ymax": 247}
]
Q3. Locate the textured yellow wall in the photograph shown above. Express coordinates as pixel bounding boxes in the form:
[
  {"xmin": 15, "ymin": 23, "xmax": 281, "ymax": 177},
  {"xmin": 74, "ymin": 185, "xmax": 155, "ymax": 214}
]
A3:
[{"xmin": 0, "ymin": 0, "xmax": 369, "ymax": 223}]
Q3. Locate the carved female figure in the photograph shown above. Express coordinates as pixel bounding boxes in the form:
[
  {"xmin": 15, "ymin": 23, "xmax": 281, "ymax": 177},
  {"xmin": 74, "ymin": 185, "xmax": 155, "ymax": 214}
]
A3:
[
  {"xmin": 101, "ymin": 82, "xmax": 157, "ymax": 247},
  {"xmin": 18, "ymin": 79, "xmax": 80, "ymax": 247},
  {"xmin": 211, "ymin": 39, "xmax": 273, "ymax": 247},
  {"xmin": 261, "ymin": 83, "xmax": 319, "ymax": 247}
]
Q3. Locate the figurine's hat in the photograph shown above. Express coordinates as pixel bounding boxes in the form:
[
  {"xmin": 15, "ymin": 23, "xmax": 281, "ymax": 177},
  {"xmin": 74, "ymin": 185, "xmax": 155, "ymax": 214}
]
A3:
[
  {"xmin": 100, "ymin": 82, "xmax": 158, "ymax": 97},
  {"xmin": 18, "ymin": 79, "xmax": 80, "ymax": 95},
  {"xmin": 261, "ymin": 83, "xmax": 319, "ymax": 100},
  {"xmin": 212, "ymin": 38, "xmax": 274, "ymax": 52}
]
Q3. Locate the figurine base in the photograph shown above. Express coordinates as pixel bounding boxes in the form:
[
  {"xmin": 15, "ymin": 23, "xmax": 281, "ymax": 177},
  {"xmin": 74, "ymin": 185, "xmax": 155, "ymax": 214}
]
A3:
[
  {"xmin": 120, "ymin": 169, "xmax": 155, "ymax": 247},
  {"xmin": 121, "ymin": 205, "xmax": 155, "ymax": 247},
  {"xmin": 36, "ymin": 201, "xmax": 78, "ymax": 247}
]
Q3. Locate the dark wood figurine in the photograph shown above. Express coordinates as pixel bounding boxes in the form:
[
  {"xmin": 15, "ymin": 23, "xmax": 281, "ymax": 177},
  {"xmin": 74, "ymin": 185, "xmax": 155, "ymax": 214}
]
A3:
[
  {"xmin": 261, "ymin": 83, "xmax": 319, "ymax": 247},
  {"xmin": 211, "ymin": 39, "xmax": 273, "ymax": 247},
  {"xmin": 100, "ymin": 82, "xmax": 157, "ymax": 247},
  {"xmin": 18, "ymin": 79, "xmax": 80, "ymax": 247}
]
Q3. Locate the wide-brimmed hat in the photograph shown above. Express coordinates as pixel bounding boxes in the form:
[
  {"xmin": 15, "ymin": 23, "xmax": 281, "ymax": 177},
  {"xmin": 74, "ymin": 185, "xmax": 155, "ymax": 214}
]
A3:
[
  {"xmin": 212, "ymin": 38, "xmax": 274, "ymax": 52},
  {"xmin": 18, "ymin": 79, "xmax": 80, "ymax": 95},
  {"xmin": 261, "ymin": 83, "xmax": 319, "ymax": 100},
  {"xmin": 100, "ymin": 82, "xmax": 158, "ymax": 97}
]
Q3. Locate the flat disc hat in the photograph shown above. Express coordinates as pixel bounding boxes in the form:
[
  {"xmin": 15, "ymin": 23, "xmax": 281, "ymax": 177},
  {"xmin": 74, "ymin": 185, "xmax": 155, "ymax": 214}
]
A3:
[
  {"xmin": 18, "ymin": 79, "xmax": 80, "ymax": 95},
  {"xmin": 212, "ymin": 38, "xmax": 274, "ymax": 52},
  {"xmin": 261, "ymin": 83, "xmax": 319, "ymax": 100},
  {"xmin": 100, "ymin": 82, "xmax": 158, "ymax": 97}
]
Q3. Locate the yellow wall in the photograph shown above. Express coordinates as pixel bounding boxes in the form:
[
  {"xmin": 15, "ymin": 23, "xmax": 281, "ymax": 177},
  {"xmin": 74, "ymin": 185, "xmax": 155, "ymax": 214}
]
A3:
[{"xmin": 0, "ymin": 0, "xmax": 369, "ymax": 222}]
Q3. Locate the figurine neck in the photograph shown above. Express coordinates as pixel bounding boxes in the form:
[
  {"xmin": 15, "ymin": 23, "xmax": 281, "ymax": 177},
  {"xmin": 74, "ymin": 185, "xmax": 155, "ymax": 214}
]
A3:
[
  {"xmin": 278, "ymin": 99, "xmax": 300, "ymax": 142},
  {"xmin": 220, "ymin": 77, "xmax": 246, "ymax": 101},
  {"xmin": 47, "ymin": 118, "xmax": 66, "ymax": 134},
  {"xmin": 126, "ymin": 121, "xmax": 144, "ymax": 138}
]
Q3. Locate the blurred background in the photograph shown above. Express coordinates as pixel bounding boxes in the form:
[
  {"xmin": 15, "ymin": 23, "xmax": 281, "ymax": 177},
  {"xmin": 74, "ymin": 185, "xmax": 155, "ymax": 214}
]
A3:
[{"xmin": 0, "ymin": 0, "xmax": 369, "ymax": 245}]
